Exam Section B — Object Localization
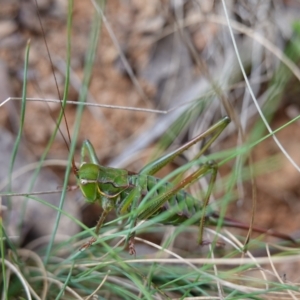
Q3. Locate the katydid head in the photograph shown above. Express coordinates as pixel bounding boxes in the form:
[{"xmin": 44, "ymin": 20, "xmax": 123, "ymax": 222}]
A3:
[
  {"xmin": 77, "ymin": 163, "xmax": 130, "ymax": 204},
  {"xmin": 77, "ymin": 163, "xmax": 100, "ymax": 203}
]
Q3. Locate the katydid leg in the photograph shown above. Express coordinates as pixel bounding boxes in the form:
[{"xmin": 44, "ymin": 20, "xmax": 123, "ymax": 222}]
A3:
[
  {"xmin": 79, "ymin": 209, "xmax": 109, "ymax": 250},
  {"xmin": 137, "ymin": 160, "xmax": 218, "ymax": 246},
  {"xmin": 80, "ymin": 184, "xmax": 143, "ymax": 252},
  {"xmin": 139, "ymin": 116, "xmax": 230, "ymax": 176},
  {"xmin": 118, "ymin": 185, "xmax": 143, "ymax": 255},
  {"xmin": 128, "ymin": 220, "xmax": 138, "ymax": 255},
  {"xmin": 198, "ymin": 161, "xmax": 217, "ymax": 244}
]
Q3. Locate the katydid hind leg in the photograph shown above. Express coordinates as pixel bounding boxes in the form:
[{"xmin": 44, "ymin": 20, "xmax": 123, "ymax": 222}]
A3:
[
  {"xmin": 138, "ymin": 161, "xmax": 218, "ymax": 245},
  {"xmin": 197, "ymin": 161, "xmax": 218, "ymax": 245},
  {"xmin": 139, "ymin": 116, "xmax": 230, "ymax": 176}
]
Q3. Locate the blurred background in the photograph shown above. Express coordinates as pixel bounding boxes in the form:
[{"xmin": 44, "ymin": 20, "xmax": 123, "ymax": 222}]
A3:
[{"xmin": 1, "ymin": 0, "xmax": 300, "ymax": 298}]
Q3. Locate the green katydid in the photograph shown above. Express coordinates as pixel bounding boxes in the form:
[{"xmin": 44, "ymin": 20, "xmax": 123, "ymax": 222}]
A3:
[
  {"xmin": 76, "ymin": 117, "xmax": 228, "ymax": 254},
  {"xmin": 67, "ymin": 116, "xmax": 294, "ymax": 255}
]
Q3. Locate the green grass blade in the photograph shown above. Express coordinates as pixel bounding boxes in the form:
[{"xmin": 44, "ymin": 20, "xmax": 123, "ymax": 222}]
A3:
[
  {"xmin": 44, "ymin": 0, "xmax": 74, "ymax": 263},
  {"xmin": 3, "ymin": 39, "xmax": 30, "ymax": 300}
]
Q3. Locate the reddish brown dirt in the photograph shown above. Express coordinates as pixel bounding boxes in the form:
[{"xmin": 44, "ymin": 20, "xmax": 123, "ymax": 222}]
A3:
[{"xmin": 223, "ymin": 111, "xmax": 300, "ymax": 239}]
